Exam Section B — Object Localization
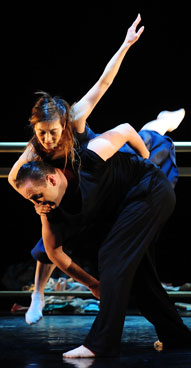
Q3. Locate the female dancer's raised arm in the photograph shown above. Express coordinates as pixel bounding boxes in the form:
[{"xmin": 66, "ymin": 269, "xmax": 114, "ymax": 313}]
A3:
[
  {"xmin": 71, "ymin": 14, "xmax": 144, "ymax": 132},
  {"xmin": 8, "ymin": 15, "xmax": 144, "ymax": 192}
]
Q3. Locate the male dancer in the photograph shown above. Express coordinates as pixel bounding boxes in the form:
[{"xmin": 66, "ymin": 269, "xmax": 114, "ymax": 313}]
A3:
[{"xmin": 15, "ymin": 122, "xmax": 191, "ymax": 358}]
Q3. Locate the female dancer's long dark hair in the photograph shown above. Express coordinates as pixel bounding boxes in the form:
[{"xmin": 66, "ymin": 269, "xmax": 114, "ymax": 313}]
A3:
[{"xmin": 29, "ymin": 91, "xmax": 76, "ymax": 168}]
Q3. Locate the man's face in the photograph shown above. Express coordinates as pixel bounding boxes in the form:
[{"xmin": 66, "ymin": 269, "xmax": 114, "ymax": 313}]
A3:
[{"xmin": 19, "ymin": 176, "xmax": 61, "ymax": 208}]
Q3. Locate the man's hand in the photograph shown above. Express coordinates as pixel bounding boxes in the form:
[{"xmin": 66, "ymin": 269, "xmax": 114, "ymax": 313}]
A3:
[{"xmin": 123, "ymin": 14, "xmax": 144, "ymax": 47}]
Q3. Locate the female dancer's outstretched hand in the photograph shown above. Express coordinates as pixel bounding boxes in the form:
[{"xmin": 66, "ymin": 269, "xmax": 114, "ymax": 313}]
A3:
[{"xmin": 124, "ymin": 13, "xmax": 144, "ymax": 47}]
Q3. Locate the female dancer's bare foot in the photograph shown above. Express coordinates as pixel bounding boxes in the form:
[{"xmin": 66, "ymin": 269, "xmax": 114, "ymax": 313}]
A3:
[
  {"xmin": 62, "ymin": 345, "xmax": 95, "ymax": 358},
  {"xmin": 156, "ymin": 108, "xmax": 185, "ymax": 132},
  {"xmin": 141, "ymin": 108, "xmax": 185, "ymax": 136},
  {"xmin": 25, "ymin": 292, "xmax": 45, "ymax": 325}
]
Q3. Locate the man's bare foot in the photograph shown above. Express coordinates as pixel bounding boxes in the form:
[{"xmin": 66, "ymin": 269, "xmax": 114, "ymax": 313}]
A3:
[
  {"xmin": 62, "ymin": 345, "xmax": 95, "ymax": 358},
  {"xmin": 25, "ymin": 292, "xmax": 45, "ymax": 325}
]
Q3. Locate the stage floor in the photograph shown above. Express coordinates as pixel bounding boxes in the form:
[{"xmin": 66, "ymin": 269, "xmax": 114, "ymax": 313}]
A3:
[{"xmin": 0, "ymin": 314, "xmax": 191, "ymax": 367}]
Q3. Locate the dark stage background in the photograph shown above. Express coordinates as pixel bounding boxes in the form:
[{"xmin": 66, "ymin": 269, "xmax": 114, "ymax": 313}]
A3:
[{"xmin": 1, "ymin": 1, "xmax": 191, "ymax": 289}]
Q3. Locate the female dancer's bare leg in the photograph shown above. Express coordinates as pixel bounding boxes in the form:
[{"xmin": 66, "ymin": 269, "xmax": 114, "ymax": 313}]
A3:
[{"xmin": 25, "ymin": 261, "xmax": 56, "ymax": 324}]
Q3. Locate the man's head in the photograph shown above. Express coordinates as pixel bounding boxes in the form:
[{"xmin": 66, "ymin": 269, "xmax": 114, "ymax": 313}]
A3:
[{"xmin": 15, "ymin": 161, "xmax": 68, "ymax": 207}]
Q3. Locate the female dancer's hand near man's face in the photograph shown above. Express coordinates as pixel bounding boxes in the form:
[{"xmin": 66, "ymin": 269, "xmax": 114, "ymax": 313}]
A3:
[{"xmin": 34, "ymin": 202, "xmax": 53, "ymax": 216}]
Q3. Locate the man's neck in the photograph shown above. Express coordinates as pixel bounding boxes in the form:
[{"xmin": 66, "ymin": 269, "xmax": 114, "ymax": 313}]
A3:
[{"xmin": 55, "ymin": 168, "xmax": 68, "ymax": 206}]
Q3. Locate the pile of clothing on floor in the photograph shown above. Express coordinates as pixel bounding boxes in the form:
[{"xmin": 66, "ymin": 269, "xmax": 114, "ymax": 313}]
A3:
[
  {"xmin": 13, "ymin": 277, "xmax": 100, "ymax": 315},
  {"xmin": 26, "ymin": 277, "xmax": 99, "ymax": 314},
  {"xmin": 1, "ymin": 261, "xmax": 99, "ymax": 314},
  {"xmin": 1, "ymin": 261, "xmax": 191, "ymax": 315},
  {"xmin": 162, "ymin": 283, "xmax": 191, "ymax": 313},
  {"xmin": 162, "ymin": 282, "xmax": 191, "ymax": 292}
]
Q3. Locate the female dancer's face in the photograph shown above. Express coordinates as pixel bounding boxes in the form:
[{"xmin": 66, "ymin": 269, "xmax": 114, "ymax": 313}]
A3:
[{"xmin": 34, "ymin": 118, "xmax": 64, "ymax": 151}]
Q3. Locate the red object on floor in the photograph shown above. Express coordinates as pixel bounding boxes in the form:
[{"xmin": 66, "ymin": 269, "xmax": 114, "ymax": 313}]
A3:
[{"xmin": 11, "ymin": 303, "xmax": 28, "ymax": 313}]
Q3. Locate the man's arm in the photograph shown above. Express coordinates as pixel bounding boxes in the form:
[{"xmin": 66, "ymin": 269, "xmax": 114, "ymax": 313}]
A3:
[
  {"xmin": 71, "ymin": 14, "xmax": 144, "ymax": 133},
  {"xmin": 41, "ymin": 215, "xmax": 100, "ymax": 298},
  {"xmin": 87, "ymin": 123, "xmax": 150, "ymax": 161}
]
